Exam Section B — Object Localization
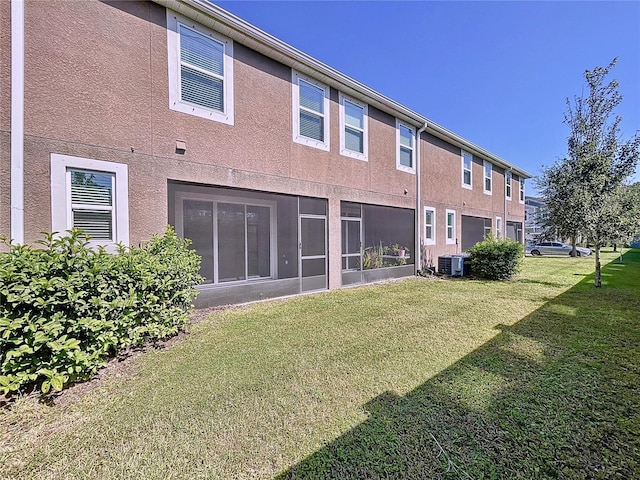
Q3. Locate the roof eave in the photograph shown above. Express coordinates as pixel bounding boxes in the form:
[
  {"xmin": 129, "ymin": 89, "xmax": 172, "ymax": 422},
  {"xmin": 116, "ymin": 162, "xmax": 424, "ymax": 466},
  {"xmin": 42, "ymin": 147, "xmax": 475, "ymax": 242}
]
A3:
[{"xmin": 154, "ymin": 0, "xmax": 533, "ymax": 179}]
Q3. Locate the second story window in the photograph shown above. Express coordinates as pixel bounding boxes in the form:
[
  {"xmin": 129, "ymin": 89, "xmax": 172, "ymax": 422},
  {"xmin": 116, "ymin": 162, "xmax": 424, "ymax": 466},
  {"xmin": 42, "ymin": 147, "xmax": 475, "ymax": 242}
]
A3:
[
  {"xmin": 506, "ymin": 171, "xmax": 512, "ymax": 200},
  {"xmin": 520, "ymin": 178, "xmax": 526, "ymax": 203},
  {"xmin": 483, "ymin": 160, "xmax": 492, "ymax": 194},
  {"xmin": 396, "ymin": 120, "xmax": 415, "ymax": 173},
  {"xmin": 179, "ymin": 26, "xmax": 224, "ymax": 112},
  {"xmin": 339, "ymin": 93, "xmax": 368, "ymax": 160},
  {"xmin": 167, "ymin": 11, "xmax": 234, "ymax": 125},
  {"xmin": 293, "ymin": 71, "xmax": 330, "ymax": 151},
  {"xmin": 462, "ymin": 151, "xmax": 472, "ymax": 189}
]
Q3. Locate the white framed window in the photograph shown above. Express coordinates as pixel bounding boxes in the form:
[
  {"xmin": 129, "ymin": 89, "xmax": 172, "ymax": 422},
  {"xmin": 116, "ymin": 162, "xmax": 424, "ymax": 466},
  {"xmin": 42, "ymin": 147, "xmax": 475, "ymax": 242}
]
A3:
[
  {"xmin": 424, "ymin": 206, "xmax": 436, "ymax": 245},
  {"xmin": 505, "ymin": 171, "xmax": 512, "ymax": 200},
  {"xmin": 495, "ymin": 216, "xmax": 503, "ymax": 239},
  {"xmin": 167, "ymin": 11, "xmax": 234, "ymax": 125},
  {"xmin": 519, "ymin": 178, "xmax": 526, "ymax": 203},
  {"xmin": 51, "ymin": 154, "xmax": 129, "ymax": 251},
  {"xmin": 483, "ymin": 160, "xmax": 492, "ymax": 195},
  {"xmin": 461, "ymin": 151, "xmax": 472, "ymax": 189},
  {"xmin": 446, "ymin": 209, "xmax": 456, "ymax": 245},
  {"xmin": 339, "ymin": 93, "xmax": 368, "ymax": 161},
  {"xmin": 396, "ymin": 120, "xmax": 416, "ymax": 174},
  {"xmin": 292, "ymin": 70, "xmax": 330, "ymax": 151}
]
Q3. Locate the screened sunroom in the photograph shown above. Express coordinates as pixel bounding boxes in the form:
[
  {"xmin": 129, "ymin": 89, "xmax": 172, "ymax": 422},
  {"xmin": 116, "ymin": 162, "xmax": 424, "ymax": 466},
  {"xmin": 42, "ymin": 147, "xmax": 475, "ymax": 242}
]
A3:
[{"xmin": 169, "ymin": 182, "xmax": 328, "ymax": 307}]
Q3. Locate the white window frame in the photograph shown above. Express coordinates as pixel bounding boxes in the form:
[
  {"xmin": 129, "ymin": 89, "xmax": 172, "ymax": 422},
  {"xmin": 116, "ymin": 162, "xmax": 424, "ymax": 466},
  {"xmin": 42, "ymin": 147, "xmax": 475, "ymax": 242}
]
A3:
[
  {"xmin": 339, "ymin": 93, "xmax": 368, "ymax": 161},
  {"xmin": 505, "ymin": 171, "xmax": 512, "ymax": 200},
  {"xmin": 446, "ymin": 209, "xmax": 456, "ymax": 245},
  {"xmin": 495, "ymin": 216, "xmax": 502, "ymax": 239},
  {"xmin": 50, "ymin": 154, "xmax": 129, "ymax": 252},
  {"xmin": 167, "ymin": 11, "xmax": 234, "ymax": 125},
  {"xmin": 396, "ymin": 120, "xmax": 416, "ymax": 174},
  {"xmin": 424, "ymin": 206, "xmax": 436, "ymax": 245},
  {"xmin": 292, "ymin": 70, "xmax": 330, "ymax": 151},
  {"xmin": 483, "ymin": 160, "xmax": 492, "ymax": 195},
  {"xmin": 519, "ymin": 177, "xmax": 526, "ymax": 204},
  {"xmin": 461, "ymin": 150, "xmax": 473, "ymax": 189}
]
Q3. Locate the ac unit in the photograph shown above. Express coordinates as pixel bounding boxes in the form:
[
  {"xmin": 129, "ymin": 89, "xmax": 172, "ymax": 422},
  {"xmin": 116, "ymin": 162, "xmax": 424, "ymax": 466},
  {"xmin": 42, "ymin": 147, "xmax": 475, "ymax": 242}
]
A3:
[{"xmin": 451, "ymin": 255, "xmax": 464, "ymax": 276}]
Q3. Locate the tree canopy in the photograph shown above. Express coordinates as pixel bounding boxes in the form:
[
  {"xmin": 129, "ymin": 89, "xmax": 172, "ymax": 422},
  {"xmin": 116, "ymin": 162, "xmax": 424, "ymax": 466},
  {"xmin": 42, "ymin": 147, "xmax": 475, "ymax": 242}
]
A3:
[{"xmin": 537, "ymin": 58, "xmax": 640, "ymax": 287}]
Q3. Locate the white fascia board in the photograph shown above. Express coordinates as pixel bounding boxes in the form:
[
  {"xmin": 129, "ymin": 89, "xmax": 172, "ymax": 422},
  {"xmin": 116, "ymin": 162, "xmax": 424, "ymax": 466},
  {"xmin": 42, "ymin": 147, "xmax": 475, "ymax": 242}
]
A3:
[{"xmin": 156, "ymin": 0, "xmax": 533, "ymax": 180}]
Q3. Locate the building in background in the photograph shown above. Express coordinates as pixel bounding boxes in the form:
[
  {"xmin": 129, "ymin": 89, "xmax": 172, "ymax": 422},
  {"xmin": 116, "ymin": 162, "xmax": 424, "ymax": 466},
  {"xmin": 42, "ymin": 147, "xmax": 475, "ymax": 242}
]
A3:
[
  {"xmin": 2, "ymin": 0, "xmax": 531, "ymax": 306},
  {"xmin": 525, "ymin": 196, "xmax": 546, "ymax": 242}
]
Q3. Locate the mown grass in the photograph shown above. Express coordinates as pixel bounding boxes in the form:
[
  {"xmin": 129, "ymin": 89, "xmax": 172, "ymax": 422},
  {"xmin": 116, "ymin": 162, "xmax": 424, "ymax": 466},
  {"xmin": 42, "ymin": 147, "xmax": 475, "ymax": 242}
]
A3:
[{"xmin": 1, "ymin": 250, "xmax": 638, "ymax": 479}]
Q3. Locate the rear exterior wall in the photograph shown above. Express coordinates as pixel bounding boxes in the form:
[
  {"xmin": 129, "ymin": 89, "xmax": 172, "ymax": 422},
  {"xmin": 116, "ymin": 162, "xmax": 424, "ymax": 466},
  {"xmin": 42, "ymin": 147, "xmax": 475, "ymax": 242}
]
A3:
[{"xmin": 2, "ymin": 0, "xmax": 525, "ymax": 290}]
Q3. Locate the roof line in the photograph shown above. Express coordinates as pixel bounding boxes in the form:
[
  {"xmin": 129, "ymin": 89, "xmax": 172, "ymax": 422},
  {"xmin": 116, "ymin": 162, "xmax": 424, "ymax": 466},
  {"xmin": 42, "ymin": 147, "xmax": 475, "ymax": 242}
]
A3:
[{"xmin": 156, "ymin": 0, "xmax": 533, "ymax": 178}]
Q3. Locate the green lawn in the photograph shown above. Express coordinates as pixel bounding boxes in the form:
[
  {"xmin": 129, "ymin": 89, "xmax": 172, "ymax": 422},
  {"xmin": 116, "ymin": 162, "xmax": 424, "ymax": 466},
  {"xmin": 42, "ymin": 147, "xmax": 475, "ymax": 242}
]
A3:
[{"xmin": 2, "ymin": 250, "xmax": 639, "ymax": 479}]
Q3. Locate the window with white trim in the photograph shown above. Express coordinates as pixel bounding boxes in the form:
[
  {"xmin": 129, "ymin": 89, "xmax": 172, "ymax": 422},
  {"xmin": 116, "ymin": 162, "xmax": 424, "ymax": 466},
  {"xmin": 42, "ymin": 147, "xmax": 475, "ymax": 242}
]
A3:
[
  {"xmin": 446, "ymin": 209, "xmax": 456, "ymax": 245},
  {"xmin": 462, "ymin": 151, "xmax": 472, "ymax": 189},
  {"xmin": 424, "ymin": 206, "xmax": 436, "ymax": 245},
  {"xmin": 519, "ymin": 178, "xmax": 526, "ymax": 203},
  {"xmin": 339, "ymin": 93, "xmax": 368, "ymax": 160},
  {"xmin": 167, "ymin": 11, "xmax": 234, "ymax": 125},
  {"xmin": 50, "ymin": 154, "xmax": 129, "ymax": 251},
  {"xmin": 396, "ymin": 120, "xmax": 415, "ymax": 173},
  {"xmin": 292, "ymin": 71, "xmax": 330, "ymax": 151},
  {"xmin": 496, "ymin": 216, "xmax": 503, "ymax": 239},
  {"xmin": 505, "ymin": 171, "xmax": 512, "ymax": 200},
  {"xmin": 483, "ymin": 218, "xmax": 493, "ymax": 239},
  {"xmin": 483, "ymin": 160, "xmax": 492, "ymax": 194}
]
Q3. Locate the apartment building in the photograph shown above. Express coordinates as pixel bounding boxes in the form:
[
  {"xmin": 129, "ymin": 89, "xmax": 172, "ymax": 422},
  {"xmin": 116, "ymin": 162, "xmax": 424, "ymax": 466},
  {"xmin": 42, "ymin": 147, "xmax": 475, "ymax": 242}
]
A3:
[
  {"xmin": 2, "ymin": 0, "xmax": 531, "ymax": 307},
  {"xmin": 525, "ymin": 196, "xmax": 546, "ymax": 242}
]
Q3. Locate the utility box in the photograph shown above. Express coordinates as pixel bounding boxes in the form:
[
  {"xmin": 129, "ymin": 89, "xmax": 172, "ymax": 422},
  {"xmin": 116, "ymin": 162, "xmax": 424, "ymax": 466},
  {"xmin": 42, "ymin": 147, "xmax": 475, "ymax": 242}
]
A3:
[
  {"xmin": 451, "ymin": 255, "xmax": 464, "ymax": 276},
  {"xmin": 438, "ymin": 254, "xmax": 471, "ymax": 276}
]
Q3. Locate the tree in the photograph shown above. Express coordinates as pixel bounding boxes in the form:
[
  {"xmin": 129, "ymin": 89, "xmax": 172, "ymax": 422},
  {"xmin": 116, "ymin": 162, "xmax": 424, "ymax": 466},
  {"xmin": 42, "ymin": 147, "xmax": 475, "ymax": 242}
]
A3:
[{"xmin": 538, "ymin": 58, "xmax": 640, "ymax": 287}]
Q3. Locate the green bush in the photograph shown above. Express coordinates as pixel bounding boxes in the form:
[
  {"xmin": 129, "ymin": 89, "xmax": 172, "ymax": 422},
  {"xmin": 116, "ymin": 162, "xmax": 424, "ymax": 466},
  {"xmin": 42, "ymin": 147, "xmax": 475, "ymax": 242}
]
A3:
[
  {"xmin": 468, "ymin": 236, "xmax": 524, "ymax": 280},
  {"xmin": 0, "ymin": 227, "xmax": 202, "ymax": 395}
]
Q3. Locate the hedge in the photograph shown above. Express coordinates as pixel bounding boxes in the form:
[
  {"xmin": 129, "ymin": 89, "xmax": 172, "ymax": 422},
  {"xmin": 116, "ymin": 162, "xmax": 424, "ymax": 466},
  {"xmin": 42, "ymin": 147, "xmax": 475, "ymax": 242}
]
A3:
[
  {"xmin": 0, "ymin": 227, "xmax": 202, "ymax": 395},
  {"xmin": 468, "ymin": 236, "xmax": 524, "ymax": 280}
]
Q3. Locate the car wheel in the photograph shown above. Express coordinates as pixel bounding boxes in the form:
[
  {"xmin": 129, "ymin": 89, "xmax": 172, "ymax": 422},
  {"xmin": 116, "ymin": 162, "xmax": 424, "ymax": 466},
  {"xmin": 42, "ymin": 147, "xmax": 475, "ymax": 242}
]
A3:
[
  {"xmin": 531, "ymin": 249, "xmax": 541, "ymax": 256},
  {"xmin": 576, "ymin": 251, "xmax": 581, "ymax": 257}
]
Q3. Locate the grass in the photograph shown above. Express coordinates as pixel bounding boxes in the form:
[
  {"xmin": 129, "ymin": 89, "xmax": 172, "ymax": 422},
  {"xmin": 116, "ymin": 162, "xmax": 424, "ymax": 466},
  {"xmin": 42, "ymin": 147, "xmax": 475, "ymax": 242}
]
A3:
[{"xmin": 1, "ymin": 250, "xmax": 639, "ymax": 479}]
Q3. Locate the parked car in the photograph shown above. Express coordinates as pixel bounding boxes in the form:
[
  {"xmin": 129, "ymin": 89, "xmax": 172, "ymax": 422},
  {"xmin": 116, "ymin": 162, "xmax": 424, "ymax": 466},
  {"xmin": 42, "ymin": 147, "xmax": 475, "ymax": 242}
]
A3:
[{"xmin": 528, "ymin": 242, "xmax": 592, "ymax": 257}]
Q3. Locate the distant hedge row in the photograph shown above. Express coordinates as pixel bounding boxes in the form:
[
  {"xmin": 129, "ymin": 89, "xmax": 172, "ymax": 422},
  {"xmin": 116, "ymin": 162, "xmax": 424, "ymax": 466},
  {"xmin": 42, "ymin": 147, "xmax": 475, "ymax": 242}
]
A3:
[{"xmin": 0, "ymin": 227, "xmax": 202, "ymax": 395}]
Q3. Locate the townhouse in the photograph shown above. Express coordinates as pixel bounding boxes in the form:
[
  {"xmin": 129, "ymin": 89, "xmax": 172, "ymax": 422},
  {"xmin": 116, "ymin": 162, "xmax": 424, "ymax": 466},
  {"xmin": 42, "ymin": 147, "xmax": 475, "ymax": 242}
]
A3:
[{"xmin": 1, "ymin": 0, "xmax": 531, "ymax": 307}]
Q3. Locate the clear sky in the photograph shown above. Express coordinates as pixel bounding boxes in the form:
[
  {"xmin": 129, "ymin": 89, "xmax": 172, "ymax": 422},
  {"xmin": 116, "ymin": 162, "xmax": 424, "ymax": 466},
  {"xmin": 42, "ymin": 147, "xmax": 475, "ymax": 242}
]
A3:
[{"xmin": 216, "ymin": 1, "xmax": 640, "ymax": 193}]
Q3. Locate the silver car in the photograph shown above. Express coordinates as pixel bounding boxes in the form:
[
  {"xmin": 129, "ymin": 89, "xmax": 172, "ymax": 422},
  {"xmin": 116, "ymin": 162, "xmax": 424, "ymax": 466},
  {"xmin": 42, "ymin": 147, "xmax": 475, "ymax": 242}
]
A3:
[{"xmin": 529, "ymin": 242, "xmax": 592, "ymax": 257}]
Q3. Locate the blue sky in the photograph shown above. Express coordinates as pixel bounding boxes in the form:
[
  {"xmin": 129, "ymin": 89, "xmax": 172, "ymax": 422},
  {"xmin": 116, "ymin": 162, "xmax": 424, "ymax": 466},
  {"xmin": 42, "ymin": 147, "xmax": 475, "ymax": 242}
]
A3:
[{"xmin": 216, "ymin": 1, "xmax": 640, "ymax": 193}]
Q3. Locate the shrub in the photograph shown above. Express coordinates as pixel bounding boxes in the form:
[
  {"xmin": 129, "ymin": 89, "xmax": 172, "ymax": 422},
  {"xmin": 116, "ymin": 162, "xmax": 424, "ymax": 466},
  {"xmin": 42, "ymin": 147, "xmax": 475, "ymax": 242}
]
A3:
[
  {"xmin": 0, "ymin": 227, "xmax": 202, "ymax": 395},
  {"xmin": 468, "ymin": 236, "xmax": 524, "ymax": 280}
]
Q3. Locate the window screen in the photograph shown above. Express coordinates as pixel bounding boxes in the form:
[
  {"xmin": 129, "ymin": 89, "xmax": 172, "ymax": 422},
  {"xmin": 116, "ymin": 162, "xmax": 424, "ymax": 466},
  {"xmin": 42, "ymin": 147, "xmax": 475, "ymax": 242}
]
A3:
[
  {"xmin": 179, "ymin": 25, "xmax": 224, "ymax": 112},
  {"xmin": 299, "ymin": 79, "xmax": 325, "ymax": 141},
  {"xmin": 344, "ymin": 100, "xmax": 364, "ymax": 153},
  {"xmin": 70, "ymin": 169, "xmax": 114, "ymax": 240},
  {"xmin": 399, "ymin": 124, "xmax": 413, "ymax": 168}
]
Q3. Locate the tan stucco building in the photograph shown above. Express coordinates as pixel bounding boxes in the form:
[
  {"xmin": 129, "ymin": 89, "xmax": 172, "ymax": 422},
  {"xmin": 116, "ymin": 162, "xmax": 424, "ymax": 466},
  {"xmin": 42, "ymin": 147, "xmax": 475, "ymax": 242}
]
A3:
[{"xmin": 1, "ymin": 0, "xmax": 531, "ymax": 306}]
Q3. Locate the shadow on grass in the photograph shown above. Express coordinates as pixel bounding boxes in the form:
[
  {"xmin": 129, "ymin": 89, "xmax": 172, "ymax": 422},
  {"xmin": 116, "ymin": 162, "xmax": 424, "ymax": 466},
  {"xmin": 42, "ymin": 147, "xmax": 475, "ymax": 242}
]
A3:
[{"xmin": 277, "ymin": 251, "xmax": 640, "ymax": 479}]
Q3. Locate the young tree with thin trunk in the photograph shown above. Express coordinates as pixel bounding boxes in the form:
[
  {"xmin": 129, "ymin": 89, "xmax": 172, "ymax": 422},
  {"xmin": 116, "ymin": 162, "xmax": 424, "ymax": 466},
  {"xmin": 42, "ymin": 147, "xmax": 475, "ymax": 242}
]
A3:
[{"xmin": 539, "ymin": 58, "xmax": 640, "ymax": 287}]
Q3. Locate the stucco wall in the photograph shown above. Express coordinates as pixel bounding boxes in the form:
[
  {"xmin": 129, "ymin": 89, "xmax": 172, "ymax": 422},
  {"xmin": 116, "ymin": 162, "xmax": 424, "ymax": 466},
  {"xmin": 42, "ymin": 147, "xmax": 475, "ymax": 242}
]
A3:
[{"xmin": 8, "ymin": 0, "xmax": 526, "ymax": 287}]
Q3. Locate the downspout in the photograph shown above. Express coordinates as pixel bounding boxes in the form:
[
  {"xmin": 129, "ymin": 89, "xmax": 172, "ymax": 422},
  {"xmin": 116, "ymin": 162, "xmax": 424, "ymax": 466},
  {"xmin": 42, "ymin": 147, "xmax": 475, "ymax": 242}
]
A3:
[
  {"xmin": 415, "ymin": 122, "xmax": 428, "ymax": 274},
  {"xmin": 11, "ymin": 0, "xmax": 25, "ymax": 244},
  {"xmin": 504, "ymin": 167, "xmax": 512, "ymax": 239}
]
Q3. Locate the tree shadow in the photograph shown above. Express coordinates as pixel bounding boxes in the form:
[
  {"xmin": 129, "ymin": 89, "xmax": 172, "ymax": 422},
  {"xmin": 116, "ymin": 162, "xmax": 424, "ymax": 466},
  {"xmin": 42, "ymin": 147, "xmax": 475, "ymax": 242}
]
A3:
[{"xmin": 276, "ymin": 252, "xmax": 640, "ymax": 479}]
